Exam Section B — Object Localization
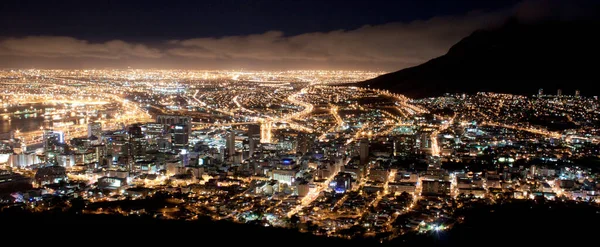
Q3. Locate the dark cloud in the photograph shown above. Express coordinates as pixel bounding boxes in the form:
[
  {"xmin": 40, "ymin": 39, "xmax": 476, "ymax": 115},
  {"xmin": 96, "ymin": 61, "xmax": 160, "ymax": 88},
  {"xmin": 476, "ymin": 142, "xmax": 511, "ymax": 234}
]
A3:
[
  {"xmin": 0, "ymin": 0, "xmax": 593, "ymax": 70},
  {"xmin": 167, "ymin": 11, "xmax": 506, "ymax": 65},
  {"xmin": 0, "ymin": 36, "xmax": 162, "ymax": 59}
]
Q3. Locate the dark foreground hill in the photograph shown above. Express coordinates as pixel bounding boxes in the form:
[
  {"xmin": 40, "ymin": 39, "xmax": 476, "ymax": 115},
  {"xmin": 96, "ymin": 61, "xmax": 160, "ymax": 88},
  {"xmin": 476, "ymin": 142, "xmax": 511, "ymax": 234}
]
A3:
[
  {"xmin": 1, "ymin": 200, "xmax": 598, "ymax": 246},
  {"xmin": 0, "ymin": 210, "xmax": 364, "ymax": 245},
  {"xmin": 359, "ymin": 19, "xmax": 600, "ymax": 98},
  {"xmin": 392, "ymin": 200, "xmax": 600, "ymax": 246}
]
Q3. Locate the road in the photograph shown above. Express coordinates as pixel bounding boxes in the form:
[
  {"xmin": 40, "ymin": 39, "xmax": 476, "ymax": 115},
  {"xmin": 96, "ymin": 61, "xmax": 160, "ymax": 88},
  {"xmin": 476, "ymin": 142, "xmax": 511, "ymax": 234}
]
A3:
[
  {"xmin": 287, "ymin": 157, "xmax": 345, "ymax": 218},
  {"xmin": 482, "ymin": 121, "xmax": 561, "ymax": 138},
  {"xmin": 430, "ymin": 115, "xmax": 455, "ymax": 156}
]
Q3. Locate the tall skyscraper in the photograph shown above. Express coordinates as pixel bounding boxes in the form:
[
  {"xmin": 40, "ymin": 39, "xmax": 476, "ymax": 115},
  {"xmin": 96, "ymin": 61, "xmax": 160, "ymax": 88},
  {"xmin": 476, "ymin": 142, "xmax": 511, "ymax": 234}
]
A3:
[
  {"xmin": 538, "ymin": 88, "xmax": 544, "ymax": 96},
  {"xmin": 575, "ymin": 89, "xmax": 580, "ymax": 97},
  {"xmin": 42, "ymin": 129, "xmax": 64, "ymax": 165},
  {"xmin": 247, "ymin": 124, "xmax": 261, "ymax": 158},
  {"xmin": 359, "ymin": 138, "xmax": 369, "ymax": 166},
  {"xmin": 43, "ymin": 129, "xmax": 64, "ymax": 152},
  {"xmin": 87, "ymin": 122, "xmax": 102, "ymax": 138},
  {"xmin": 129, "ymin": 124, "xmax": 146, "ymax": 160},
  {"xmin": 248, "ymin": 135, "xmax": 259, "ymax": 158},
  {"xmin": 157, "ymin": 137, "xmax": 172, "ymax": 153},
  {"xmin": 557, "ymin": 89, "xmax": 562, "ymax": 96},
  {"xmin": 104, "ymin": 133, "xmax": 130, "ymax": 169},
  {"xmin": 170, "ymin": 124, "xmax": 190, "ymax": 152},
  {"xmin": 227, "ymin": 131, "xmax": 236, "ymax": 162},
  {"xmin": 260, "ymin": 121, "xmax": 272, "ymax": 143},
  {"xmin": 420, "ymin": 132, "xmax": 431, "ymax": 149},
  {"xmin": 144, "ymin": 123, "xmax": 166, "ymax": 150}
]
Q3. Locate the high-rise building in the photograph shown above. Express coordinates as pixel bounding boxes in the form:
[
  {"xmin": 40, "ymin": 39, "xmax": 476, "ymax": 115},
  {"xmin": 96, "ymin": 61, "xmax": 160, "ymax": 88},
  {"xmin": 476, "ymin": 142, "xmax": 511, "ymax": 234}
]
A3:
[
  {"xmin": 43, "ymin": 129, "xmax": 64, "ymax": 152},
  {"xmin": 144, "ymin": 123, "xmax": 166, "ymax": 151},
  {"xmin": 104, "ymin": 133, "xmax": 130, "ymax": 169},
  {"xmin": 247, "ymin": 124, "xmax": 261, "ymax": 158},
  {"xmin": 359, "ymin": 138, "xmax": 369, "ymax": 166},
  {"xmin": 248, "ymin": 135, "xmax": 259, "ymax": 158},
  {"xmin": 227, "ymin": 131, "xmax": 236, "ymax": 162},
  {"xmin": 538, "ymin": 88, "xmax": 544, "ymax": 96},
  {"xmin": 42, "ymin": 129, "xmax": 64, "ymax": 165},
  {"xmin": 260, "ymin": 121, "xmax": 272, "ymax": 143},
  {"xmin": 92, "ymin": 144, "xmax": 107, "ymax": 166},
  {"xmin": 87, "ymin": 122, "xmax": 102, "ymax": 138},
  {"xmin": 129, "ymin": 124, "xmax": 146, "ymax": 160},
  {"xmin": 144, "ymin": 123, "xmax": 165, "ymax": 138},
  {"xmin": 575, "ymin": 89, "xmax": 580, "ymax": 97},
  {"xmin": 420, "ymin": 132, "xmax": 431, "ymax": 149},
  {"xmin": 157, "ymin": 137, "xmax": 172, "ymax": 153},
  {"xmin": 170, "ymin": 124, "xmax": 190, "ymax": 152},
  {"xmin": 557, "ymin": 89, "xmax": 562, "ymax": 96},
  {"xmin": 70, "ymin": 137, "xmax": 90, "ymax": 152}
]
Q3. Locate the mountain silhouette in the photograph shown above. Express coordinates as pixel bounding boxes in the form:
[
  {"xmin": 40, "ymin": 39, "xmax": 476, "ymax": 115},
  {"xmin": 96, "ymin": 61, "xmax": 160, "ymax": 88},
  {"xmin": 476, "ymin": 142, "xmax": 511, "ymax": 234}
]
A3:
[{"xmin": 359, "ymin": 18, "xmax": 600, "ymax": 98}]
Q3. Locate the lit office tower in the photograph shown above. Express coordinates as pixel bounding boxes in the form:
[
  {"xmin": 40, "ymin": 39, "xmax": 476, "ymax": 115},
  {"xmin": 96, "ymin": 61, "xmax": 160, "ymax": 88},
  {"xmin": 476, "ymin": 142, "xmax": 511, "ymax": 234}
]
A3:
[
  {"xmin": 420, "ymin": 132, "xmax": 431, "ymax": 149},
  {"xmin": 104, "ymin": 133, "xmax": 130, "ymax": 169},
  {"xmin": 144, "ymin": 123, "xmax": 166, "ymax": 149},
  {"xmin": 248, "ymin": 135, "xmax": 260, "ymax": 158},
  {"xmin": 538, "ymin": 88, "xmax": 544, "ymax": 96},
  {"xmin": 43, "ymin": 129, "xmax": 64, "ymax": 152},
  {"xmin": 575, "ymin": 89, "xmax": 580, "ymax": 97},
  {"xmin": 87, "ymin": 122, "xmax": 102, "ymax": 138},
  {"xmin": 359, "ymin": 138, "xmax": 369, "ymax": 166},
  {"xmin": 227, "ymin": 131, "xmax": 236, "ymax": 162},
  {"xmin": 128, "ymin": 124, "xmax": 146, "ymax": 160},
  {"xmin": 170, "ymin": 123, "xmax": 190, "ymax": 152},
  {"xmin": 43, "ymin": 129, "xmax": 64, "ymax": 165},
  {"xmin": 247, "ymin": 124, "xmax": 261, "ymax": 157},
  {"xmin": 145, "ymin": 123, "xmax": 165, "ymax": 139},
  {"xmin": 247, "ymin": 136, "xmax": 254, "ymax": 158},
  {"xmin": 557, "ymin": 89, "xmax": 562, "ymax": 96},
  {"xmin": 157, "ymin": 137, "xmax": 172, "ymax": 153}
]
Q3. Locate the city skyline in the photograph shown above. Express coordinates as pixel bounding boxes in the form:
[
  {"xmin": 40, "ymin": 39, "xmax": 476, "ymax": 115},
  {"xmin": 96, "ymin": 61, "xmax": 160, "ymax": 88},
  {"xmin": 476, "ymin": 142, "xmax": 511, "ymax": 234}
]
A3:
[
  {"xmin": 1, "ymin": 67, "xmax": 599, "ymax": 243},
  {"xmin": 1, "ymin": 0, "xmax": 599, "ymax": 245}
]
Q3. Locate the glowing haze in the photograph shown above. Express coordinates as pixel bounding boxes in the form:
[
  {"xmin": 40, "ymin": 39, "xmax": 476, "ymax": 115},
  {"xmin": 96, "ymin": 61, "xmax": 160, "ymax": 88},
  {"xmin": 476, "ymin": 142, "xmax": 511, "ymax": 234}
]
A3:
[{"xmin": 0, "ymin": 0, "xmax": 592, "ymax": 70}]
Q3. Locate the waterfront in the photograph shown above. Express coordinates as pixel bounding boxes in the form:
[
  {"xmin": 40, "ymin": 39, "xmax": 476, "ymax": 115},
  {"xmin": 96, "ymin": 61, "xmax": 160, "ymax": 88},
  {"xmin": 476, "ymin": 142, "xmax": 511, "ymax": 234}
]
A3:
[{"xmin": 0, "ymin": 103, "xmax": 49, "ymax": 133}]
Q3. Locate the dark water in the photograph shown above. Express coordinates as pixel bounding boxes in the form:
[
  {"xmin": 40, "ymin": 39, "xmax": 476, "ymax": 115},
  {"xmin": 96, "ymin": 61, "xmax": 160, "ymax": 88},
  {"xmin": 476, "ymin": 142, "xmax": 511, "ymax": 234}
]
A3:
[
  {"xmin": 0, "ymin": 103, "xmax": 53, "ymax": 134},
  {"xmin": 0, "ymin": 116, "xmax": 46, "ymax": 133}
]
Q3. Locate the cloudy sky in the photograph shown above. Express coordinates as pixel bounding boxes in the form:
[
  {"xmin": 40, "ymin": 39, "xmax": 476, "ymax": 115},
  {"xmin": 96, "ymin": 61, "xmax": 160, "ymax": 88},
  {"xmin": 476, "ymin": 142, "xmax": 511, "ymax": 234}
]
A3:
[{"xmin": 0, "ymin": 0, "xmax": 593, "ymax": 71}]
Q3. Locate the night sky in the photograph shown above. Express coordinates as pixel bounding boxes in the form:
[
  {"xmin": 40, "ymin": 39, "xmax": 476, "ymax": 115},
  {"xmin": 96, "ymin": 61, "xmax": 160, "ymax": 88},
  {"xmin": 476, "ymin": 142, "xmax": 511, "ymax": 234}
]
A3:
[{"xmin": 0, "ymin": 0, "xmax": 593, "ymax": 70}]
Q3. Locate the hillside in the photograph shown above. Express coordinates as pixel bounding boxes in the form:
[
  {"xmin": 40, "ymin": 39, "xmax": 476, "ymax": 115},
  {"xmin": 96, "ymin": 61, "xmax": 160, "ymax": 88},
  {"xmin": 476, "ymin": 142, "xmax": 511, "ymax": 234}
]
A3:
[
  {"xmin": 359, "ymin": 19, "xmax": 600, "ymax": 98},
  {"xmin": 2, "ymin": 200, "xmax": 598, "ymax": 246}
]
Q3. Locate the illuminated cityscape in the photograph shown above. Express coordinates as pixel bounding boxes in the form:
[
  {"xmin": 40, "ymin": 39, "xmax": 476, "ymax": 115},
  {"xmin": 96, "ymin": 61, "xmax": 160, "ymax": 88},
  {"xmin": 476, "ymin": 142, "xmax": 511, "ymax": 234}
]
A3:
[
  {"xmin": 1, "ymin": 0, "xmax": 599, "ymax": 245},
  {"xmin": 1, "ymin": 68, "xmax": 599, "ymax": 242}
]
